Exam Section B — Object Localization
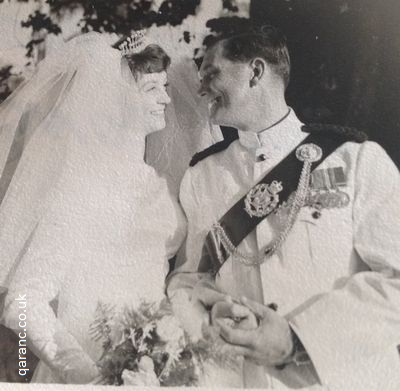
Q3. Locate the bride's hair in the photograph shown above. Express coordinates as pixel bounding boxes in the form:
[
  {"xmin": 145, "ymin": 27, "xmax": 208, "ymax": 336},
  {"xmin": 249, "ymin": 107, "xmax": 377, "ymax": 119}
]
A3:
[{"xmin": 124, "ymin": 44, "xmax": 171, "ymax": 80}]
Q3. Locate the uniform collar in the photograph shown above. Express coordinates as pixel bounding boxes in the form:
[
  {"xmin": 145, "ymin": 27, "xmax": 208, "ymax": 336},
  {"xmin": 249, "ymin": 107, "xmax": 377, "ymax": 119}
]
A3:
[{"xmin": 238, "ymin": 109, "xmax": 305, "ymax": 155}]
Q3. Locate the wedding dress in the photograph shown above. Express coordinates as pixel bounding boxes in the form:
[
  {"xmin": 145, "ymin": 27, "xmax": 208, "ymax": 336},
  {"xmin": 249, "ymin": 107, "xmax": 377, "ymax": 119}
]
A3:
[{"xmin": 0, "ymin": 33, "xmax": 186, "ymax": 383}]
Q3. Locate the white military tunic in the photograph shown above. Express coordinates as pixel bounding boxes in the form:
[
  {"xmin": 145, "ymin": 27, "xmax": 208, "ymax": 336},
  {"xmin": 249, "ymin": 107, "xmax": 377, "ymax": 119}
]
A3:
[{"xmin": 169, "ymin": 110, "xmax": 400, "ymax": 390}]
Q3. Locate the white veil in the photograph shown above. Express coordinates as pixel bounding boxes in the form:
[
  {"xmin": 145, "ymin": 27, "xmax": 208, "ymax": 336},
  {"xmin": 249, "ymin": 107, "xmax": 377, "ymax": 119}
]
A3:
[
  {"xmin": 0, "ymin": 33, "xmax": 143, "ymax": 291},
  {"xmin": 0, "ymin": 30, "xmax": 216, "ymax": 295}
]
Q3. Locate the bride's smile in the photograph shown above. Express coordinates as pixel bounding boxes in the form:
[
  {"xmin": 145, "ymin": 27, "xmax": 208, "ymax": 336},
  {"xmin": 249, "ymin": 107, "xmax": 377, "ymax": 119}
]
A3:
[{"xmin": 137, "ymin": 71, "xmax": 171, "ymax": 133}]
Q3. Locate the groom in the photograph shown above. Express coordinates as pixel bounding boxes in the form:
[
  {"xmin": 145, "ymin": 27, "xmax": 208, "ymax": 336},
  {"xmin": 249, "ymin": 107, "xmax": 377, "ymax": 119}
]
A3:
[{"xmin": 167, "ymin": 25, "xmax": 400, "ymax": 389}]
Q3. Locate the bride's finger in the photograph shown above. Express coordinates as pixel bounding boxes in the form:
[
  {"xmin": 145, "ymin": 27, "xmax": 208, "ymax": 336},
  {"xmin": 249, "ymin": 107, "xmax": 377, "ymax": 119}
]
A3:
[{"xmin": 195, "ymin": 286, "xmax": 231, "ymax": 307}]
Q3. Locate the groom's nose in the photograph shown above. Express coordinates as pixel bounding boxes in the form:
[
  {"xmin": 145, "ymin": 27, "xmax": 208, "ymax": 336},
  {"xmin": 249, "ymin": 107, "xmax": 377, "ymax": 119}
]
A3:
[
  {"xmin": 197, "ymin": 83, "xmax": 209, "ymax": 98},
  {"xmin": 159, "ymin": 89, "xmax": 171, "ymax": 105}
]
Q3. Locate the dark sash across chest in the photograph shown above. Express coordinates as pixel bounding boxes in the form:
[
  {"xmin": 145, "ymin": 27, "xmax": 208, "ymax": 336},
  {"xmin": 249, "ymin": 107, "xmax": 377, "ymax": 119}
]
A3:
[{"xmin": 197, "ymin": 124, "xmax": 367, "ymax": 274}]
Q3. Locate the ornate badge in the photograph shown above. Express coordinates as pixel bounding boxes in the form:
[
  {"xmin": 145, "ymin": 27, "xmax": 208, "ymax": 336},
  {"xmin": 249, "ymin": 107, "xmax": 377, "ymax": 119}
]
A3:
[
  {"xmin": 244, "ymin": 180, "xmax": 283, "ymax": 218},
  {"xmin": 296, "ymin": 143, "xmax": 323, "ymax": 163}
]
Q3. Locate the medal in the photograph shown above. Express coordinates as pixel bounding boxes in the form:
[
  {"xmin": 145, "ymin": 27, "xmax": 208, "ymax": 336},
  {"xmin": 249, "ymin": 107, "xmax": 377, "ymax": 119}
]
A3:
[
  {"xmin": 307, "ymin": 166, "xmax": 350, "ymax": 212},
  {"xmin": 336, "ymin": 189, "xmax": 350, "ymax": 207},
  {"xmin": 307, "ymin": 190, "xmax": 350, "ymax": 209}
]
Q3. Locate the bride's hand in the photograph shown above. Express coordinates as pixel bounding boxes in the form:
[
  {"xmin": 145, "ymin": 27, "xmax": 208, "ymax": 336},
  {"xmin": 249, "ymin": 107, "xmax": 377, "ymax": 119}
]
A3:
[
  {"xmin": 170, "ymin": 283, "xmax": 230, "ymax": 342},
  {"xmin": 53, "ymin": 347, "xmax": 101, "ymax": 384}
]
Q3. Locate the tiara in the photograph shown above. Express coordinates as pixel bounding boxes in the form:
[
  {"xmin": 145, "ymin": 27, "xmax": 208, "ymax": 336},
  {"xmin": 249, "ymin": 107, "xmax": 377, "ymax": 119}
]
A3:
[{"xmin": 119, "ymin": 29, "xmax": 147, "ymax": 56}]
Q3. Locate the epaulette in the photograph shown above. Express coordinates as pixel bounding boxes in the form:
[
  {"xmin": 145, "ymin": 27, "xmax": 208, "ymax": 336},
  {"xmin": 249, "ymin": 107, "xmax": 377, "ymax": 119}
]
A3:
[
  {"xmin": 189, "ymin": 127, "xmax": 239, "ymax": 167},
  {"xmin": 301, "ymin": 123, "xmax": 368, "ymax": 143},
  {"xmin": 189, "ymin": 123, "xmax": 368, "ymax": 167}
]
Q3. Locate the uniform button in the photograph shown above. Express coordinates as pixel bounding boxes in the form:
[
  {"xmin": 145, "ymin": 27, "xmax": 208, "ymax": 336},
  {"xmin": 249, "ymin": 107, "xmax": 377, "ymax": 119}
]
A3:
[
  {"xmin": 312, "ymin": 211, "xmax": 321, "ymax": 219},
  {"xmin": 256, "ymin": 153, "xmax": 267, "ymax": 162}
]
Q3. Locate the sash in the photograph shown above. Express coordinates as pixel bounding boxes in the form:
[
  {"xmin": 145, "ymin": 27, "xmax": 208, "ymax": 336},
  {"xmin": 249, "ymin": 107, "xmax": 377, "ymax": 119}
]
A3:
[{"xmin": 198, "ymin": 127, "xmax": 362, "ymax": 274}]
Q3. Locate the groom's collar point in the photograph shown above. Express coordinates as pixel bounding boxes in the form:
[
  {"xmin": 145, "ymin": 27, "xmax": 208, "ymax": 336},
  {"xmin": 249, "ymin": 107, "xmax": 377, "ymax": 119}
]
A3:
[{"xmin": 238, "ymin": 108, "xmax": 304, "ymax": 151}]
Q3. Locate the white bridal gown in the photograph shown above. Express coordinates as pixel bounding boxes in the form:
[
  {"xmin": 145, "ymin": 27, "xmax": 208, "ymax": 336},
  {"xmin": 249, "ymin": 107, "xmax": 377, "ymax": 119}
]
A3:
[
  {"xmin": 0, "ymin": 34, "xmax": 186, "ymax": 383},
  {"xmin": 4, "ymin": 153, "xmax": 186, "ymax": 384}
]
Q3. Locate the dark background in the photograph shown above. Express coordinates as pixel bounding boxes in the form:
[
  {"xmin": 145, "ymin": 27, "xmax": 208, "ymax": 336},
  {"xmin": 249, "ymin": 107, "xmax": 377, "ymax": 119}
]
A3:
[{"xmin": 250, "ymin": 0, "xmax": 400, "ymax": 167}]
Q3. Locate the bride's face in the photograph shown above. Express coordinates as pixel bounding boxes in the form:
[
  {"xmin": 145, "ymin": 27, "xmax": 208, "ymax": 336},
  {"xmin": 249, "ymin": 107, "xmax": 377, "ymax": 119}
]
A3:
[{"xmin": 137, "ymin": 71, "xmax": 170, "ymax": 133}]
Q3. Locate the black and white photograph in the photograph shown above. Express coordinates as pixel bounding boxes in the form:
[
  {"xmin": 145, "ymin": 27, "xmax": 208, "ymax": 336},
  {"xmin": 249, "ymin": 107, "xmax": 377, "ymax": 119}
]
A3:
[{"xmin": 0, "ymin": 0, "xmax": 399, "ymax": 390}]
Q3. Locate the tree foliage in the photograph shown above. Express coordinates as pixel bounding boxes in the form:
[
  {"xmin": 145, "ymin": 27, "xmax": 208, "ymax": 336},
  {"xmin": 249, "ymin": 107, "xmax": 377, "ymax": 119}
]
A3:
[
  {"xmin": 42, "ymin": 0, "xmax": 199, "ymax": 34},
  {"xmin": 0, "ymin": 0, "xmax": 204, "ymax": 103},
  {"xmin": 5, "ymin": 0, "xmax": 200, "ymax": 59}
]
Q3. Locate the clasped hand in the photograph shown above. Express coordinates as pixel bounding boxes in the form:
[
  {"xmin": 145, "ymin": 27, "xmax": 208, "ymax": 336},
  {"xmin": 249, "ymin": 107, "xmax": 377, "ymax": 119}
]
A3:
[
  {"xmin": 212, "ymin": 297, "xmax": 293, "ymax": 366},
  {"xmin": 191, "ymin": 281, "xmax": 293, "ymax": 367}
]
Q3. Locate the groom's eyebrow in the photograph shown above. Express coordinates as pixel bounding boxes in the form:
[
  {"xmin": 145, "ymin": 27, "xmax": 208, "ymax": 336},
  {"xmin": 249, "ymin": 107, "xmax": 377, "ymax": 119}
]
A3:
[{"xmin": 199, "ymin": 65, "xmax": 218, "ymax": 81}]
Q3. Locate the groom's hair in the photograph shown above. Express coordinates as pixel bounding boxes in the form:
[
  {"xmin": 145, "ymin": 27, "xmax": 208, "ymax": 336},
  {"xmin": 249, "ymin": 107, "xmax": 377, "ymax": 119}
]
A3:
[
  {"xmin": 125, "ymin": 44, "xmax": 171, "ymax": 80},
  {"xmin": 208, "ymin": 25, "xmax": 291, "ymax": 89}
]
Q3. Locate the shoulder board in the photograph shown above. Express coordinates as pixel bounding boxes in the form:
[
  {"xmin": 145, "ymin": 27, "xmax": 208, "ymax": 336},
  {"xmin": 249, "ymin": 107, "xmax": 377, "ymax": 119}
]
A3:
[
  {"xmin": 189, "ymin": 127, "xmax": 239, "ymax": 167},
  {"xmin": 302, "ymin": 123, "xmax": 368, "ymax": 143}
]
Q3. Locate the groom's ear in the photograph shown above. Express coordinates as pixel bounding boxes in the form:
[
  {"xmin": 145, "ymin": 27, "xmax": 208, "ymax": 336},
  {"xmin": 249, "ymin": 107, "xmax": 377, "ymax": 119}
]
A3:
[{"xmin": 249, "ymin": 58, "xmax": 266, "ymax": 87}]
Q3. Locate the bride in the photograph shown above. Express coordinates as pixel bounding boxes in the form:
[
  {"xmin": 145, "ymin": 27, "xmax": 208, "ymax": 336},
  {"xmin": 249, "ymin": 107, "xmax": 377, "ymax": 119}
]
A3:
[{"xmin": 0, "ymin": 32, "xmax": 186, "ymax": 383}]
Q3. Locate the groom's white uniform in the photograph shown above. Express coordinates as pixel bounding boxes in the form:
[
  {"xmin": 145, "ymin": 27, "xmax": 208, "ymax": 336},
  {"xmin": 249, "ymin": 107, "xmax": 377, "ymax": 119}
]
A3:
[{"xmin": 169, "ymin": 110, "xmax": 400, "ymax": 390}]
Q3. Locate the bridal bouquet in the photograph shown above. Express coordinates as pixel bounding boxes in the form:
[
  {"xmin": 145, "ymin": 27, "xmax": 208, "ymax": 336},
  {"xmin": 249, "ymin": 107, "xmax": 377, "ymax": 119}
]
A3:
[{"xmin": 89, "ymin": 300, "xmax": 233, "ymax": 386}]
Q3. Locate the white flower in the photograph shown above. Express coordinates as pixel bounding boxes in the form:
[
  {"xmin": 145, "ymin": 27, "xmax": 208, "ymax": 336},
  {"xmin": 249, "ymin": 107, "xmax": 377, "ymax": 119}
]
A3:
[
  {"xmin": 121, "ymin": 357, "xmax": 159, "ymax": 386},
  {"xmin": 165, "ymin": 344, "xmax": 183, "ymax": 365},
  {"xmin": 156, "ymin": 315, "xmax": 185, "ymax": 344},
  {"xmin": 142, "ymin": 322, "xmax": 156, "ymax": 340}
]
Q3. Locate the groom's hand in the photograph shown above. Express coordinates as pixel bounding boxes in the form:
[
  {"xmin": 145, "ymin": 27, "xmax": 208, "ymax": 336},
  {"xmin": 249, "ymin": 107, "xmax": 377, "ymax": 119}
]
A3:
[
  {"xmin": 210, "ymin": 301, "xmax": 258, "ymax": 330},
  {"xmin": 216, "ymin": 297, "xmax": 294, "ymax": 367},
  {"xmin": 190, "ymin": 278, "xmax": 239, "ymax": 343},
  {"xmin": 191, "ymin": 278, "xmax": 231, "ymax": 325}
]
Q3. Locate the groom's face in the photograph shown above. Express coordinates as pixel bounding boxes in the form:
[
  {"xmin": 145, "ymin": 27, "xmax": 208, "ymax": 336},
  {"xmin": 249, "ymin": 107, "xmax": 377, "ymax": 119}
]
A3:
[{"xmin": 198, "ymin": 42, "xmax": 251, "ymax": 129}]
